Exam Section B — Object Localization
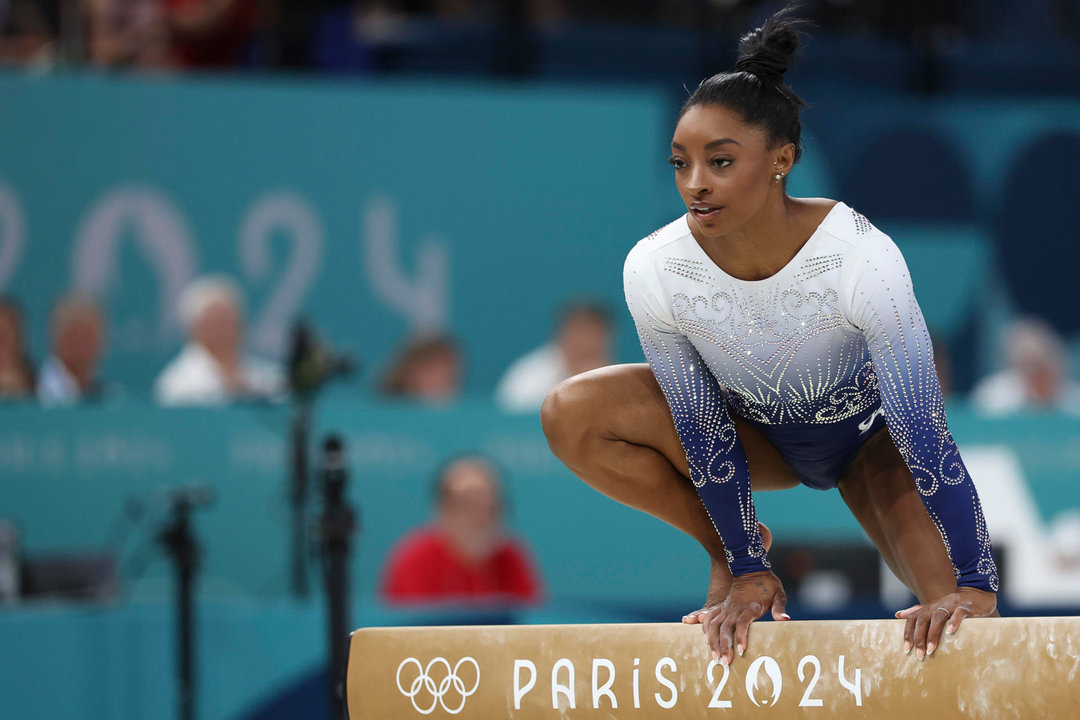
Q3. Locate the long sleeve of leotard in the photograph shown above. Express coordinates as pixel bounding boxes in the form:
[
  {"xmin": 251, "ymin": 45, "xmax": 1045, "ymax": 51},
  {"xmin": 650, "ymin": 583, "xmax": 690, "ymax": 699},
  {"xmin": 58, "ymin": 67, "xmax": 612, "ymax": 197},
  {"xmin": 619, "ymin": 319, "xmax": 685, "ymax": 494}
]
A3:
[
  {"xmin": 624, "ymin": 247, "xmax": 770, "ymax": 577},
  {"xmin": 844, "ymin": 235, "xmax": 999, "ymax": 592}
]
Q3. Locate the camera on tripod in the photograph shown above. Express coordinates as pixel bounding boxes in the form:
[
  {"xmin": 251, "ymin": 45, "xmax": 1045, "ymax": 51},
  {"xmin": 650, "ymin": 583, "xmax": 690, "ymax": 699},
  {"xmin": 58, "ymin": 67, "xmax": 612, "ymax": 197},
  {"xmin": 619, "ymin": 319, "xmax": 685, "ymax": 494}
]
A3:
[{"xmin": 287, "ymin": 319, "xmax": 357, "ymax": 400}]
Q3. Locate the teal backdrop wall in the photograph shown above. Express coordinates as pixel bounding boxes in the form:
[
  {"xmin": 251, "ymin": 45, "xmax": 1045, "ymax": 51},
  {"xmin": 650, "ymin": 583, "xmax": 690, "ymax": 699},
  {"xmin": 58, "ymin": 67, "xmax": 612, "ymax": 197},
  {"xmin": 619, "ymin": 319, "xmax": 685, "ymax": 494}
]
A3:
[
  {"xmin": 0, "ymin": 72, "xmax": 678, "ymax": 394},
  {"xmin": 3, "ymin": 72, "xmax": 1078, "ymax": 398}
]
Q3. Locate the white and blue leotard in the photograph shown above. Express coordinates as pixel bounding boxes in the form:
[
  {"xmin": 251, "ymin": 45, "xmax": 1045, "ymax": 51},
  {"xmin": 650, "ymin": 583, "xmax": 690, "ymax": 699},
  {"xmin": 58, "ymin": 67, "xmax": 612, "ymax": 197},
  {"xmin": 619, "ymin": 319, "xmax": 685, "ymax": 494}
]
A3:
[{"xmin": 624, "ymin": 202, "xmax": 998, "ymax": 591}]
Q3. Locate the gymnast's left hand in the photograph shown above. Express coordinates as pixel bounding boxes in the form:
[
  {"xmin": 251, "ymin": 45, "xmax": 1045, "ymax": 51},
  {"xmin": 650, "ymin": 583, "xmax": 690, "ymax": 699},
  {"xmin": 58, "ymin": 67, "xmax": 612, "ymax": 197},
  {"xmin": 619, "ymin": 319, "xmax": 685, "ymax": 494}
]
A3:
[
  {"xmin": 701, "ymin": 570, "xmax": 790, "ymax": 666},
  {"xmin": 895, "ymin": 587, "xmax": 997, "ymax": 661}
]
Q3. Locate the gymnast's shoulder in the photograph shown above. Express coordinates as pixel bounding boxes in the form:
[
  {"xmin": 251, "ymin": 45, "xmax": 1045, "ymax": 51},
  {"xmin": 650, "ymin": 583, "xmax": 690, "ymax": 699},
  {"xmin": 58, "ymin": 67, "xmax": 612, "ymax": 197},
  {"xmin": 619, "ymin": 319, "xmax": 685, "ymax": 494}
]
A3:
[
  {"xmin": 623, "ymin": 215, "xmax": 693, "ymax": 277},
  {"xmin": 812, "ymin": 201, "xmax": 916, "ymax": 290},
  {"xmin": 814, "ymin": 200, "xmax": 897, "ymax": 255}
]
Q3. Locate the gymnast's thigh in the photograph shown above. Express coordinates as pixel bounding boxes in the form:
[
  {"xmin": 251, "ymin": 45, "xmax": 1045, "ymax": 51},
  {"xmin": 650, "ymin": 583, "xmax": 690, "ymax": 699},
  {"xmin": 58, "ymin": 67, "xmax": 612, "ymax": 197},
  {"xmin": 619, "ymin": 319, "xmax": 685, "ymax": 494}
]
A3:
[
  {"xmin": 581, "ymin": 363, "xmax": 800, "ymax": 492},
  {"xmin": 839, "ymin": 425, "xmax": 910, "ymax": 492},
  {"xmin": 565, "ymin": 363, "xmax": 689, "ymax": 475},
  {"xmin": 836, "ymin": 425, "xmax": 934, "ymax": 529}
]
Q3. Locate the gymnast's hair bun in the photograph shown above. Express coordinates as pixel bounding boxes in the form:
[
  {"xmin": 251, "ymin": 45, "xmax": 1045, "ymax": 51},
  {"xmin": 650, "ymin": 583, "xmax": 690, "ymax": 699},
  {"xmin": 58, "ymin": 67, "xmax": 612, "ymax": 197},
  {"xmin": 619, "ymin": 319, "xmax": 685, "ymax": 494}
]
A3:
[{"xmin": 733, "ymin": 5, "xmax": 809, "ymax": 84}]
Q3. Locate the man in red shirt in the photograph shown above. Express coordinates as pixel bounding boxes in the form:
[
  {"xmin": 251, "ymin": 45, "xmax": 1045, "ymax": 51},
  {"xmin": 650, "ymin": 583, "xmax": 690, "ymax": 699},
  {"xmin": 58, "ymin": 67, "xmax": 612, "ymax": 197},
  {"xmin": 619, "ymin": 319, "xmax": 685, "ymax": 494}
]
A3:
[{"xmin": 380, "ymin": 454, "xmax": 542, "ymax": 605}]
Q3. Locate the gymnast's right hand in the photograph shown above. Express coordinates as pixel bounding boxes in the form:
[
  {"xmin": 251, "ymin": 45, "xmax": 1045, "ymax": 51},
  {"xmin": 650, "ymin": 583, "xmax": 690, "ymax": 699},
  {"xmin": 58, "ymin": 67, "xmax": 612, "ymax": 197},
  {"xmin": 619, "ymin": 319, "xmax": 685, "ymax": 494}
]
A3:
[{"xmin": 701, "ymin": 570, "xmax": 790, "ymax": 666}]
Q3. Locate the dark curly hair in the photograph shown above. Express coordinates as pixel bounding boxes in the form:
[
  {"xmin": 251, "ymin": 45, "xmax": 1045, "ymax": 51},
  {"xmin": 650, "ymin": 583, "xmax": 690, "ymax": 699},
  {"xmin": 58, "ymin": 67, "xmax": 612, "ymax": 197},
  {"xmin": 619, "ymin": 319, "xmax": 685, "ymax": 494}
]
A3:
[{"xmin": 682, "ymin": 4, "xmax": 811, "ymax": 164}]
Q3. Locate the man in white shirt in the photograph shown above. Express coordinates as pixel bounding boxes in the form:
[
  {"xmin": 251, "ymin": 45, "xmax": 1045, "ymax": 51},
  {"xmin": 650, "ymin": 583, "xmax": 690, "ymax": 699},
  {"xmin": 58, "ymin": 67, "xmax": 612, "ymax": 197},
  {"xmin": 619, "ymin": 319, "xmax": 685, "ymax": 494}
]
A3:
[
  {"xmin": 495, "ymin": 302, "xmax": 613, "ymax": 413},
  {"xmin": 37, "ymin": 295, "xmax": 107, "ymax": 407},
  {"xmin": 154, "ymin": 275, "xmax": 283, "ymax": 406},
  {"xmin": 971, "ymin": 316, "xmax": 1080, "ymax": 416}
]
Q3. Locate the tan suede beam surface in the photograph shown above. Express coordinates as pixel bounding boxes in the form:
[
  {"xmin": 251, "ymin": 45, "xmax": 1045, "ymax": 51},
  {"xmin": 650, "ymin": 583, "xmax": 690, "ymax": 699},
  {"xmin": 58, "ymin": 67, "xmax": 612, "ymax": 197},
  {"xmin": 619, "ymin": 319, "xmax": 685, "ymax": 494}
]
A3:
[{"xmin": 347, "ymin": 617, "xmax": 1079, "ymax": 719}]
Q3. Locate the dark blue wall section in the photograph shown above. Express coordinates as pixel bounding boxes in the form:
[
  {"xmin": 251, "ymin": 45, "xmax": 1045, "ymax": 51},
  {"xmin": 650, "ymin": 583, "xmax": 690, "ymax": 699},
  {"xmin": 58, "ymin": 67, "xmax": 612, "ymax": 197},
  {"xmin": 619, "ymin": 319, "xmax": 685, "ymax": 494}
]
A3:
[
  {"xmin": 837, "ymin": 125, "xmax": 975, "ymax": 222},
  {"xmin": 996, "ymin": 131, "xmax": 1080, "ymax": 333}
]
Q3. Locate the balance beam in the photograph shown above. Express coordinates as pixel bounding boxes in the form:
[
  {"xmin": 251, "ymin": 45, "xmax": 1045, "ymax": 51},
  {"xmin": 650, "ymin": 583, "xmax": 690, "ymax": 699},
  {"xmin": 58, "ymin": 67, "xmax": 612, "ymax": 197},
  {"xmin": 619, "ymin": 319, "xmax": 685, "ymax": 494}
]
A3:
[{"xmin": 347, "ymin": 617, "xmax": 1079, "ymax": 718}]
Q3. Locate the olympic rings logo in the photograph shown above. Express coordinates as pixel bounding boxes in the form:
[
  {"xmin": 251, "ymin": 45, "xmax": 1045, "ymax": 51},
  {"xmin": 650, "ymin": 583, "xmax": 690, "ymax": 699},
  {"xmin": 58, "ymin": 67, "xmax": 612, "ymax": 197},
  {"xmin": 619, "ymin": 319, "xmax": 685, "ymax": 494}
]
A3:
[{"xmin": 396, "ymin": 657, "xmax": 481, "ymax": 715}]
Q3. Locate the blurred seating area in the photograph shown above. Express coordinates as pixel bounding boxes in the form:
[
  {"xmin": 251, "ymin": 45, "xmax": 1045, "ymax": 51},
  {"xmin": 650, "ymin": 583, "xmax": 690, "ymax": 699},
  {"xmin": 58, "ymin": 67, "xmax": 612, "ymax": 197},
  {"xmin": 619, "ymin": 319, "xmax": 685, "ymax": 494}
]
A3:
[{"xmin": 0, "ymin": 0, "xmax": 1079, "ymax": 95}]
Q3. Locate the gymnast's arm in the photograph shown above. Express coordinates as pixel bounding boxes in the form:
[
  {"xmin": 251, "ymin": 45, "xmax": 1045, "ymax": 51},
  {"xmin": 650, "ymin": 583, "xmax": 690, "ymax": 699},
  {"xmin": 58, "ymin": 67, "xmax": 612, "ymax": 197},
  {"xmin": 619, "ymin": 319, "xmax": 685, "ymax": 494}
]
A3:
[
  {"xmin": 845, "ymin": 235, "xmax": 998, "ymax": 649},
  {"xmin": 625, "ymin": 253, "xmax": 786, "ymax": 661},
  {"xmin": 846, "ymin": 236, "xmax": 998, "ymax": 593},
  {"xmin": 624, "ymin": 250, "xmax": 770, "ymax": 580}
]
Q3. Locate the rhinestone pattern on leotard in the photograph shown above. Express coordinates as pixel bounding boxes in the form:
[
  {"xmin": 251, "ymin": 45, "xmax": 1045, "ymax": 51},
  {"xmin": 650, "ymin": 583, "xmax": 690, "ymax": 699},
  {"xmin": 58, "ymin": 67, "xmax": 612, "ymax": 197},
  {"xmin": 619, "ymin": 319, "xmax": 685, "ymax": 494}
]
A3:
[
  {"xmin": 668, "ymin": 283, "xmax": 878, "ymax": 426},
  {"xmin": 663, "ymin": 258, "xmax": 712, "ymax": 284},
  {"xmin": 795, "ymin": 253, "xmax": 844, "ymax": 282},
  {"xmin": 851, "ymin": 209, "xmax": 872, "ymax": 235}
]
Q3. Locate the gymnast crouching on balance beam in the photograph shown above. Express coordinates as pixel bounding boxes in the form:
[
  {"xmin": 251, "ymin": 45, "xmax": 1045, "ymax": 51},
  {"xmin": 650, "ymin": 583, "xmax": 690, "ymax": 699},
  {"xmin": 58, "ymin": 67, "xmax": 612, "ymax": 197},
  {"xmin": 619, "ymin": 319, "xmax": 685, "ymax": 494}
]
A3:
[{"xmin": 542, "ymin": 6, "xmax": 999, "ymax": 668}]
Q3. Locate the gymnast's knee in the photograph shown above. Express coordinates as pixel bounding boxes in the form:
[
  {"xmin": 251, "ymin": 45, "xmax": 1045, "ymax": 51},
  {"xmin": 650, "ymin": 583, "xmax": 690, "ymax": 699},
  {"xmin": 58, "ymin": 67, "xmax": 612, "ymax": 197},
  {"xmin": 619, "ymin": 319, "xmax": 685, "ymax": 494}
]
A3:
[{"xmin": 541, "ymin": 374, "xmax": 597, "ymax": 462}]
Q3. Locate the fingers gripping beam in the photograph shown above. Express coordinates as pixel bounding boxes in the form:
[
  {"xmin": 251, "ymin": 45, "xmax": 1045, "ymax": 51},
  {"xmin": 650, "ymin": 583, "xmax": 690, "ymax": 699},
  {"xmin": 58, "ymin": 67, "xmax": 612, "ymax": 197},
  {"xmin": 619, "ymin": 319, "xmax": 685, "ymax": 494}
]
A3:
[{"xmin": 348, "ymin": 617, "xmax": 1080, "ymax": 719}]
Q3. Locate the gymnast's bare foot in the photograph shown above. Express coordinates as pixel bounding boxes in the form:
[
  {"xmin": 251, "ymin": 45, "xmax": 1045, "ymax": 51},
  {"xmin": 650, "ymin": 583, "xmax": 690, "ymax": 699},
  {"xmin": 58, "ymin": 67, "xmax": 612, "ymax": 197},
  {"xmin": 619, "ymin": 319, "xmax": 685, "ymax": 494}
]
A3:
[{"xmin": 682, "ymin": 522, "xmax": 772, "ymax": 624}]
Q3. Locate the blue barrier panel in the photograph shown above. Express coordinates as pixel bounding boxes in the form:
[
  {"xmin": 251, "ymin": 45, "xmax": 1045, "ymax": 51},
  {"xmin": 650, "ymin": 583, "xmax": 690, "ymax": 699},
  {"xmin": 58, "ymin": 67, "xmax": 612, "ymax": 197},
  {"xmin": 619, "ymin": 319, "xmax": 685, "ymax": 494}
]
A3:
[
  {"xmin": 0, "ymin": 597, "xmax": 722, "ymax": 720},
  {"xmin": 2, "ymin": 403, "xmax": 1080, "ymax": 720},
  {"xmin": 3, "ymin": 403, "xmax": 1079, "ymax": 603}
]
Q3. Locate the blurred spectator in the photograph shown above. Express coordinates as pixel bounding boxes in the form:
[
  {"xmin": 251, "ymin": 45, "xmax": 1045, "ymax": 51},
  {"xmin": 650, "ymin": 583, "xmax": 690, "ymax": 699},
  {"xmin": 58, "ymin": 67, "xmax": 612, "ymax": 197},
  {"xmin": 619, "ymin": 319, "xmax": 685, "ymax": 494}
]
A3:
[
  {"xmin": 380, "ymin": 453, "xmax": 542, "ymax": 605},
  {"xmin": 154, "ymin": 275, "xmax": 283, "ymax": 406},
  {"xmin": 0, "ymin": 297, "xmax": 34, "ymax": 399},
  {"xmin": 0, "ymin": 0, "xmax": 57, "ymax": 67},
  {"xmin": 1050, "ymin": 509, "xmax": 1080, "ymax": 573},
  {"xmin": 379, "ymin": 332, "xmax": 461, "ymax": 404},
  {"xmin": 311, "ymin": 1, "xmax": 408, "ymax": 75},
  {"xmin": 496, "ymin": 300, "xmax": 612, "ymax": 413},
  {"xmin": 82, "ymin": 0, "xmax": 171, "ymax": 70},
  {"xmin": 37, "ymin": 294, "xmax": 106, "ymax": 406},
  {"xmin": 971, "ymin": 317, "xmax": 1080, "ymax": 416},
  {"xmin": 163, "ymin": 0, "xmax": 258, "ymax": 68}
]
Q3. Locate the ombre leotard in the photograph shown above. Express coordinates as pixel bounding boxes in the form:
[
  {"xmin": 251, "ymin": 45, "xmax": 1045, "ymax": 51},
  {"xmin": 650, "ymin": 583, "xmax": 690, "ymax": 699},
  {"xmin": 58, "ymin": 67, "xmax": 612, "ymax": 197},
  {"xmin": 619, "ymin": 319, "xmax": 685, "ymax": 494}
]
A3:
[{"xmin": 624, "ymin": 202, "xmax": 997, "ymax": 590}]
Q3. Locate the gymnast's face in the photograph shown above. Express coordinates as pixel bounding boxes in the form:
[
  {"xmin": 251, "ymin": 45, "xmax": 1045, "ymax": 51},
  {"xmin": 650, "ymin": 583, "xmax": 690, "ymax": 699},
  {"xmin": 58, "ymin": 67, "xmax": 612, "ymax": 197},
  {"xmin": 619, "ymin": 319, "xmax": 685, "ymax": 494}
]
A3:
[{"xmin": 670, "ymin": 104, "xmax": 793, "ymax": 241}]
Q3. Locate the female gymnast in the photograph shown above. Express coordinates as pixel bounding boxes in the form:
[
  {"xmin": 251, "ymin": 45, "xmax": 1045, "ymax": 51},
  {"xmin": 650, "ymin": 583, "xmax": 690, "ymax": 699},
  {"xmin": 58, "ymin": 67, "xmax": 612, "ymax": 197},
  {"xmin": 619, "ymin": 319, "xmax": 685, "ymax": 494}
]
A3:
[{"xmin": 541, "ymin": 7, "xmax": 998, "ymax": 666}]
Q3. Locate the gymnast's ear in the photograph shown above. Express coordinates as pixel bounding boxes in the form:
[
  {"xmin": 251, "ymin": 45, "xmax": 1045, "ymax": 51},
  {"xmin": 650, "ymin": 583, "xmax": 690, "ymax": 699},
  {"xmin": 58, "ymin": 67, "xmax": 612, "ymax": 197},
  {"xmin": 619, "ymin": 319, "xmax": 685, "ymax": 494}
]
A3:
[{"xmin": 772, "ymin": 142, "xmax": 797, "ymax": 179}]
